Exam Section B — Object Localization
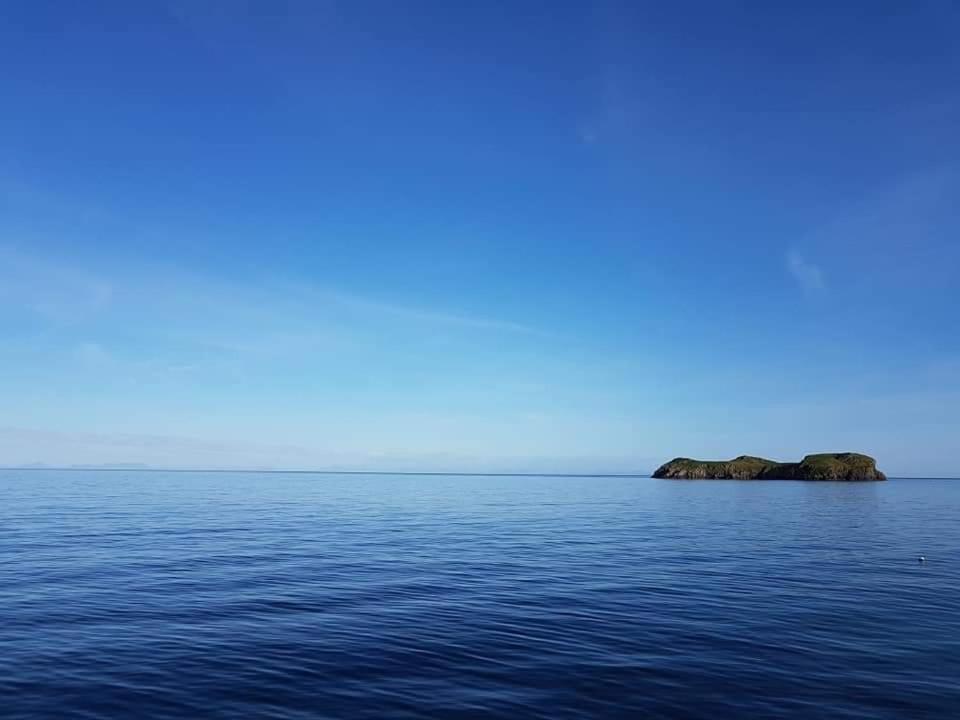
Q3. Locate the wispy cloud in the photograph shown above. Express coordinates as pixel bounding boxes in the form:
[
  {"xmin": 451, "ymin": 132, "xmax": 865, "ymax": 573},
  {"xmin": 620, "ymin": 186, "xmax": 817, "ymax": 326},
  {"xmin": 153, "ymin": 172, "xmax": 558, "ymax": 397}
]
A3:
[
  {"xmin": 786, "ymin": 250, "xmax": 825, "ymax": 293},
  {"xmin": 0, "ymin": 244, "xmax": 544, "ymax": 370},
  {"xmin": 0, "ymin": 246, "xmax": 113, "ymax": 321},
  {"xmin": 801, "ymin": 168, "xmax": 959, "ymax": 285},
  {"xmin": 73, "ymin": 341, "xmax": 111, "ymax": 367},
  {"xmin": 0, "ymin": 425, "xmax": 322, "ymax": 469},
  {"xmin": 307, "ymin": 287, "xmax": 540, "ymax": 336}
]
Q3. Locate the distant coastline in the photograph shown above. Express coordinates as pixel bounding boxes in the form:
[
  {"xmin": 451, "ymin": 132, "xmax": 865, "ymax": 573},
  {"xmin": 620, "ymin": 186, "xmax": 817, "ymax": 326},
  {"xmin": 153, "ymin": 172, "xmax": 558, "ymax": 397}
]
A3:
[{"xmin": 0, "ymin": 466, "xmax": 648, "ymax": 478}]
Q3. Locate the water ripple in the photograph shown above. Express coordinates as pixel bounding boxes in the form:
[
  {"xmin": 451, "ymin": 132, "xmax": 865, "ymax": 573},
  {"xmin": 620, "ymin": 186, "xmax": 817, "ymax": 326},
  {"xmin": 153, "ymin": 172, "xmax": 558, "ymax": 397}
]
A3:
[{"xmin": 2, "ymin": 471, "xmax": 959, "ymax": 719}]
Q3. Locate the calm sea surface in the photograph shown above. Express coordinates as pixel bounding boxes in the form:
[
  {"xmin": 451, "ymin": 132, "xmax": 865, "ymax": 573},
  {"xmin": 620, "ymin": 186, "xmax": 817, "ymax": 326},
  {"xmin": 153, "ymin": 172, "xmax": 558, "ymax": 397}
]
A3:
[{"xmin": 2, "ymin": 471, "xmax": 959, "ymax": 719}]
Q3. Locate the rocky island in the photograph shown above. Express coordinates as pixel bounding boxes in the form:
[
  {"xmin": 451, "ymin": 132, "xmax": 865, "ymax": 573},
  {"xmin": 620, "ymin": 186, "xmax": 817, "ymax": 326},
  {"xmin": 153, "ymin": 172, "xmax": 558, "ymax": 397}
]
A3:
[{"xmin": 652, "ymin": 453, "xmax": 886, "ymax": 481}]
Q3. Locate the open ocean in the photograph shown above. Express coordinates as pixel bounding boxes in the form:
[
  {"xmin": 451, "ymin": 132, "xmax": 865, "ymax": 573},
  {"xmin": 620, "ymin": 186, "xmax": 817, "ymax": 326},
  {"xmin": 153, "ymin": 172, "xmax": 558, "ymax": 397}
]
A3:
[{"xmin": 2, "ymin": 470, "xmax": 958, "ymax": 719}]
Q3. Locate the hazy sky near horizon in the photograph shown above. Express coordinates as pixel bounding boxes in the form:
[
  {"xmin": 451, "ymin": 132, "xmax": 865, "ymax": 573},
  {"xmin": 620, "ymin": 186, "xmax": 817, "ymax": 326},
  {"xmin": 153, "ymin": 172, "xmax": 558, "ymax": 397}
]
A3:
[{"xmin": 2, "ymin": 1, "xmax": 959, "ymax": 475}]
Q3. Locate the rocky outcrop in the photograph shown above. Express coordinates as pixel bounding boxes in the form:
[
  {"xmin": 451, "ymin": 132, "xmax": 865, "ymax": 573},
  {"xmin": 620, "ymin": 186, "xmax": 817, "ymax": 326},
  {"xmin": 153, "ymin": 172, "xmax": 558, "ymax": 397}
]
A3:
[{"xmin": 652, "ymin": 453, "xmax": 886, "ymax": 481}]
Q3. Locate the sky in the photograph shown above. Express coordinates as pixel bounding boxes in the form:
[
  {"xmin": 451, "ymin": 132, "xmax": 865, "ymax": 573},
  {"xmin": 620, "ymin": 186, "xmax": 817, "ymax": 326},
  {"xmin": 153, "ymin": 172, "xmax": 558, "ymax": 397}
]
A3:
[{"xmin": 1, "ymin": 1, "xmax": 958, "ymax": 476}]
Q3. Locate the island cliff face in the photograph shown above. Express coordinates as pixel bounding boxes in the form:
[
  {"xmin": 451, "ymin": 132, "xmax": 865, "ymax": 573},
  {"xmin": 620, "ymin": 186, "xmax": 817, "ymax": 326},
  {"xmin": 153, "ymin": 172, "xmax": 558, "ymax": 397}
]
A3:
[{"xmin": 652, "ymin": 453, "xmax": 886, "ymax": 481}]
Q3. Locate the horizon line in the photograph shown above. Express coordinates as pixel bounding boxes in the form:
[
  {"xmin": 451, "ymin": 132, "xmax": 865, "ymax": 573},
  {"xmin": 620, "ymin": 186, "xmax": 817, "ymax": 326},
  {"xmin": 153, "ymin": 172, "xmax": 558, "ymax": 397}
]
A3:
[
  {"xmin": 1, "ymin": 466, "xmax": 958, "ymax": 480},
  {"xmin": 0, "ymin": 466, "xmax": 651, "ymax": 478}
]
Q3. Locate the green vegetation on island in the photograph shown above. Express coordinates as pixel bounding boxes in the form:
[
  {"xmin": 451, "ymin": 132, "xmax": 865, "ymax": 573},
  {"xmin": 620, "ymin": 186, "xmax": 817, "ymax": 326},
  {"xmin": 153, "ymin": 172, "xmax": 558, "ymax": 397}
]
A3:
[{"xmin": 652, "ymin": 453, "xmax": 886, "ymax": 481}]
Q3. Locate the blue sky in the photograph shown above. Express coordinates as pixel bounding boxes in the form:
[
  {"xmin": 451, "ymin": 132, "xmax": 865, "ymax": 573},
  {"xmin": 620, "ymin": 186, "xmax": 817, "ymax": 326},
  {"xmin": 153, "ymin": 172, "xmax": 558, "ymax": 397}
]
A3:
[{"xmin": 1, "ymin": 1, "xmax": 958, "ymax": 475}]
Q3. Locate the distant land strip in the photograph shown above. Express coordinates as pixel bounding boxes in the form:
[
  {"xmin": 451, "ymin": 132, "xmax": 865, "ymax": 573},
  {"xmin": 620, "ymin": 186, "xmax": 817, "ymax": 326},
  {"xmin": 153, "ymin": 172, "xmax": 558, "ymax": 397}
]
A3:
[{"xmin": 1, "ymin": 466, "xmax": 649, "ymax": 478}]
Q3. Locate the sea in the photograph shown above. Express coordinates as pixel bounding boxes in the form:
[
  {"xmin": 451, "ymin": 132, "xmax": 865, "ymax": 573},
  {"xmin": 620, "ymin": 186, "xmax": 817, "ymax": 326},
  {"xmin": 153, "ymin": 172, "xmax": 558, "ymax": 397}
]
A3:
[{"xmin": 2, "ymin": 470, "xmax": 959, "ymax": 719}]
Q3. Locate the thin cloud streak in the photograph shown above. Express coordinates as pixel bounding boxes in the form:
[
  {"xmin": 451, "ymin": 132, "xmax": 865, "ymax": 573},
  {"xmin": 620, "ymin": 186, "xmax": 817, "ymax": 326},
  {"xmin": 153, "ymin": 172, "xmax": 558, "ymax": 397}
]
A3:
[
  {"xmin": 786, "ymin": 250, "xmax": 825, "ymax": 293},
  {"xmin": 304, "ymin": 287, "xmax": 542, "ymax": 336},
  {"xmin": 0, "ymin": 245, "xmax": 545, "ymax": 355},
  {"xmin": 0, "ymin": 245, "xmax": 113, "ymax": 321}
]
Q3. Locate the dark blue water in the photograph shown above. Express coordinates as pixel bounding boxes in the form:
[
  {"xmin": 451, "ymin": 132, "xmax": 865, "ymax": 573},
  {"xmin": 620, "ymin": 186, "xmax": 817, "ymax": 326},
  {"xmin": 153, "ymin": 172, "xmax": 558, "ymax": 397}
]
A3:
[{"xmin": 2, "ymin": 471, "xmax": 959, "ymax": 719}]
